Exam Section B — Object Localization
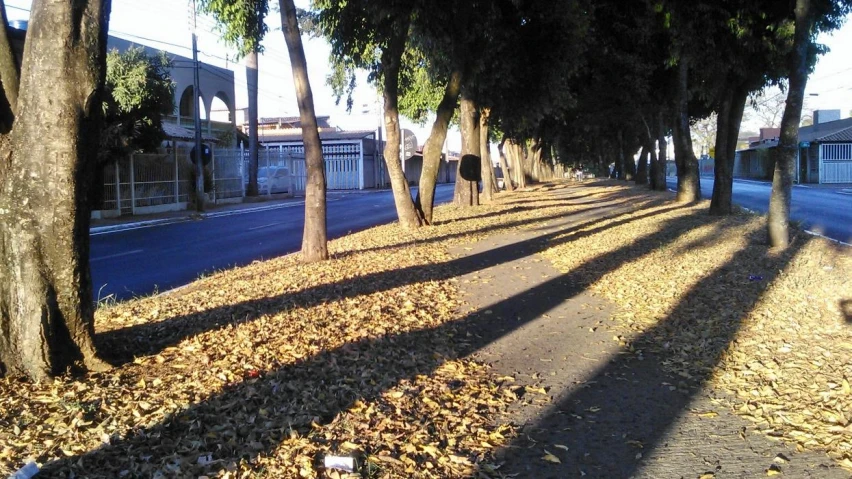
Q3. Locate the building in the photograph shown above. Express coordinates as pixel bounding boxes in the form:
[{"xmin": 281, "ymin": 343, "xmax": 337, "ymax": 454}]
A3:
[{"xmin": 734, "ymin": 110, "xmax": 852, "ymax": 184}]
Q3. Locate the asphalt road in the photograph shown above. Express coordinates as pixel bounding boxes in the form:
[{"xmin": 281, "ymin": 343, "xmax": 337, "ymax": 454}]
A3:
[
  {"xmin": 665, "ymin": 176, "xmax": 852, "ymax": 244},
  {"xmin": 90, "ymin": 184, "xmax": 455, "ymax": 301}
]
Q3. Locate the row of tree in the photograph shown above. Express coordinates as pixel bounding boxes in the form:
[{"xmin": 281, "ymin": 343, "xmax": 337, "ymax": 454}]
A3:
[{"xmin": 0, "ymin": 0, "xmax": 849, "ymax": 380}]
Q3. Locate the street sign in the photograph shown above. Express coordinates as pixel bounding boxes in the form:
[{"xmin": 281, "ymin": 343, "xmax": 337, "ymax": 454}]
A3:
[{"xmin": 799, "ymin": 141, "xmax": 810, "ymax": 148}]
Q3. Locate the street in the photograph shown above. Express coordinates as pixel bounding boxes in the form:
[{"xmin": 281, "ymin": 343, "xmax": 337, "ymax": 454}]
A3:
[
  {"xmin": 90, "ymin": 184, "xmax": 455, "ymax": 301},
  {"xmin": 665, "ymin": 177, "xmax": 852, "ymax": 244}
]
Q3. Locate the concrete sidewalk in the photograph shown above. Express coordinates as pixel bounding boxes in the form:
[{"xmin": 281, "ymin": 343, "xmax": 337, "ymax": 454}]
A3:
[{"xmin": 448, "ymin": 187, "xmax": 846, "ymax": 478}]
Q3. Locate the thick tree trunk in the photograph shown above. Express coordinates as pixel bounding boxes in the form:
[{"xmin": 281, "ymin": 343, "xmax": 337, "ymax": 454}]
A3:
[
  {"xmin": 479, "ymin": 108, "xmax": 495, "ymax": 201},
  {"xmin": 280, "ymin": 0, "xmax": 327, "ymax": 262},
  {"xmin": 769, "ymin": 0, "xmax": 811, "ymax": 248},
  {"xmin": 415, "ymin": 68, "xmax": 462, "ymax": 224},
  {"xmin": 529, "ymin": 139, "xmax": 543, "ymax": 182},
  {"xmin": 622, "ymin": 133, "xmax": 636, "ymax": 181},
  {"xmin": 653, "ymin": 114, "xmax": 668, "ymax": 191},
  {"xmin": 673, "ymin": 58, "xmax": 701, "ymax": 202},
  {"xmin": 510, "ymin": 141, "xmax": 527, "ymax": 188},
  {"xmin": 454, "ymin": 94, "xmax": 480, "ymax": 207},
  {"xmin": 245, "ymin": 48, "xmax": 260, "ymax": 197},
  {"xmin": 709, "ymin": 83, "xmax": 749, "ymax": 215},
  {"xmin": 497, "ymin": 137, "xmax": 515, "ymax": 192},
  {"xmin": 381, "ymin": 19, "xmax": 421, "ymax": 228},
  {"xmin": 0, "ymin": 0, "xmax": 112, "ymax": 380}
]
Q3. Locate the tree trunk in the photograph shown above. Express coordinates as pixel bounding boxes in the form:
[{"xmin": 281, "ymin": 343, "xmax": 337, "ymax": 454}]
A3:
[
  {"xmin": 769, "ymin": 0, "xmax": 812, "ymax": 249},
  {"xmin": 653, "ymin": 114, "xmax": 668, "ymax": 191},
  {"xmin": 613, "ymin": 131, "xmax": 624, "ymax": 179},
  {"xmin": 0, "ymin": 0, "xmax": 112, "ymax": 380},
  {"xmin": 380, "ymin": 18, "xmax": 421, "ymax": 228},
  {"xmin": 673, "ymin": 58, "xmax": 701, "ymax": 202},
  {"xmin": 622, "ymin": 132, "xmax": 636, "ymax": 181},
  {"xmin": 415, "ymin": 68, "xmax": 462, "ymax": 224},
  {"xmin": 280, "ymin": 0, "xmax": 327, "ymax": 262},
  {"xmin": 245, "ymin": 48, "xmax": 260, "ymax": 197},
  {"xmin": 0, "ymin": 1, "xmax": 18, "ymax": 133},
  {"xmin": 479, "ymin": 108, "xmax": 495, "ymax": 201},
  {"xmin": 635, "ymin": 144, "xmax": 649, "ymax": 185},
  {"xmin": 497, "ymin": 137, "xmax": 515, "ymax": 191},
  {"xmin": 511, "ymin": 141, "xmax": 527, "ymax": 188},
  {"xmin": 709, "ymin": 83, "xmax": 749, "ymax": 215},
  {"xmin": 454, "ymin": 93, "xmax": 480, "ymax": 207}
]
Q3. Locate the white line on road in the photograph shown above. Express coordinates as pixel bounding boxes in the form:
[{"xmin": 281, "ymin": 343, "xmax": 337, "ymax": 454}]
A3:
[
  {"xmin": 247, "ymin": 222, "xmax": 282, "ymax": 231},
  {"xmin": 91, "ymin": 249, "xmax": 144, "ymax": 262},
  {"xmin": 804, "ymin": 230, "xmax": 852, "ymax": 247}
]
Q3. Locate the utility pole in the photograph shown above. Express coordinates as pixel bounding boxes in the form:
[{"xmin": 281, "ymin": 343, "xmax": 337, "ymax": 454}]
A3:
[{"xmin": 191, "ymin": 0, "xmax": 205, "ymax": 212}]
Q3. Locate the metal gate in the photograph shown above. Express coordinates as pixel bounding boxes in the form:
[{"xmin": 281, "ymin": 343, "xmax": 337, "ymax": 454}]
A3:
[{"xmin": 820, "ymin": 143, "xmax": 852, "ymax": 184}]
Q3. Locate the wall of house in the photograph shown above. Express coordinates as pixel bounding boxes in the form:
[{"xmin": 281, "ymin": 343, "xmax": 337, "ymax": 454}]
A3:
[{"xmin": 733, "ymin": 149, "xmax": 774, "ymax": 180}]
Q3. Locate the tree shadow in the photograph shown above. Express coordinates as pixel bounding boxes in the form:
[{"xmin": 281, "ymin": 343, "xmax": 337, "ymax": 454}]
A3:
[
  {"xmin": 46, "ymin": 203, "xmax": 714, "ymax": 477},
  {"xmin": 97, "ymin": 201, "xmax": 686, "ymax": 365},
  {"xmin": 842, "ymin": 299, "xmax": 852, "ymax": 324},
  {"xmin": 333, "ymin": 196, "xmax": 648, "ymax": 261},
  {"xmin": 429, "ymin": 191, "xmax": 629, "ymax": 227},
  {"xmin": 494, "ymin": 231, "xmax": 811, "ymax": 478}
]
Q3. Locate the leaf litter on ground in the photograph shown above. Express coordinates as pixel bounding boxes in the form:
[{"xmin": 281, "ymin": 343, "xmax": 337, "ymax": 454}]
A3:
[{"xmin": 1, "ymin": 180, "xmax": 850, "ymax": 476}]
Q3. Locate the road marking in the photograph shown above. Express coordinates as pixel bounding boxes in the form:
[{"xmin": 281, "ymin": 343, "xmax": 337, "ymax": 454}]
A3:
[
  {"xmin": 804, "ymin": 230, "xmax": 851, "ymax": 247},
  {"xmin": 91, "ymin": 249, "xmax": 143, "ymax": 262},
  {"xmin": 247, "ymin": 222, "xmax": 282, "ymax": 231}
]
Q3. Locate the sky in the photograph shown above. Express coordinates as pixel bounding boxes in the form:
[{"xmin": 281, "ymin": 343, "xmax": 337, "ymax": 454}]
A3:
[{"xmin": 5, "ymin": 1, "xmax": 852, "ymax": 151}]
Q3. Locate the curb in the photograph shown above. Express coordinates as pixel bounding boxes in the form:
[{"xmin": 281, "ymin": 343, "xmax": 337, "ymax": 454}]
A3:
[{"xmin": 90, "ymin": 200, "xmax": 307, "ymax": 235}]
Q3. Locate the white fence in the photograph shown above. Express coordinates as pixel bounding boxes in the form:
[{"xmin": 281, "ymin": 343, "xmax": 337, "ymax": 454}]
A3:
[{"xmin": 96, "ymin": 143, "xmax": 367, "ymax": 217}]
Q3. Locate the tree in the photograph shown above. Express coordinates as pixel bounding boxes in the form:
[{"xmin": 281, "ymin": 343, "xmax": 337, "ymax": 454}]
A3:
[
  {"xmin": 100, "ymin": 47, "xmax": 175, "ymax": 163},
  {"xmin": 280, "ymin": 0, "xmax": 327, "ymax": 262},
  {"xmin": 768, "ymin": 0, "xmax": 850, "ymax": 247},
  {"xmin": 0, "ymin": 0, "xmax": 113, "ymax": 380},
  {"xmin": 197, "ymin": 0, "xmax": 268, "ymax": 197},
  {"xmin": 309, "ymin": 0, "xmax": 422, "ymax": 228},
  {"xmin": 454, "ymin": 93, "xmax": 480, "ymax": 207}
]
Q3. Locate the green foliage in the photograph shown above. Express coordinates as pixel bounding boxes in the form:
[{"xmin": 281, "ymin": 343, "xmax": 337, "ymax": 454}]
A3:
[
  {"xmin": 101, "ymin": 47, "xmax": 174, "ymax": 162},
  {"xmin": 397, "ymin": 48, "xmax": 446, "ymax": 125},
  {"xmin": 197, "ymin": 0, "xmax": 269, "ymax": 57}
]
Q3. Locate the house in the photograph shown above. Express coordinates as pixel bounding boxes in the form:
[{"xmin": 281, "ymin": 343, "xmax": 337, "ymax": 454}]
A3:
[
  {"xmin": 397, "ymin": 148, "xmax": 458, "ymax": 186},
  {"xmin": 252, "ymin": 127, "xmax": 382, "ymax": 190},
  {"xmin": 734, "ymin": 110, "xmax": 852, "ymax": 184}
]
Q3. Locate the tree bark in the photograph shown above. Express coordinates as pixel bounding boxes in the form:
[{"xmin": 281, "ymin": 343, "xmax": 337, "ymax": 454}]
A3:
[
  {"xmin": 769, "ymin": 0, "xmax": 812, "ymax": 248},
  {"xmin": 497, "ymin": 137, "xmax": 515, "ymax": 191},
  {"xmin": 0, "ymin": 0, "xmax": 19, "ymax": 132},
  {"xmin": 709, "ymin": 83, "xmax": 749, "ymax": 215},
  {"xmin": 454, "ymin": 93, "xmax": 480, "ymax": 207},
  {"xmin": 245, "ymin": 48, "xmax": 259, "ymax": 197},
  {"xmin": 0, "ymin": 0, "xmax": 113, "ymax": 380},
  {"xmin": 613, "ymin": 130, "xmax": 624, "ymax": 179},
  {"xmin": 280, "ymin": 0, "xmax": 327, "ymax": 262},
  {"xmin": 653, "ymin": 114, "xmax": 668, "ymax": 191},
  {"xmin": 479, "ymin": 108, "xmax": 495, "ymax": 201},
  {"xmin": 415, "ymin": 67, "xmax": 462, "ymax": 224},
  {"xmin": 635, "ymin": 144, "xmax": 649, "ymax": 185},
  {"xmin": 510, "ymin": 141, "xmax": 527, "ymax": 188},
  {"xmin": 622, "ymin": 132, "xmax": 636, "ymax": 181},
  {"xmin": 673, "ymin": 58, "xmax": 701, "ymax": 202},
  {"xmin": 380, "ymin": 17, "xmax": 421, "ymax": 228}
]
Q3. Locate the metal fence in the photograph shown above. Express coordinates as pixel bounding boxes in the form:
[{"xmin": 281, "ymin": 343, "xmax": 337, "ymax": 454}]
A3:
[
  {"xmin": 97, "ymin": 143, "xmax": 364, "ymax": 217},
  {"xmin": 99, "ymin": 147, "xmax": 246, "ymax": 216}
]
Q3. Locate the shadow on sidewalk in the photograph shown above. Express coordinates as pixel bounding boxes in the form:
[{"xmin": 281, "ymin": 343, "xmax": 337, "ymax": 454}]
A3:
[
  {"xmin": 45, "ymin": 196, "xmax": 709, "ymax": 476},
  {"xmin": 493, "ymin": 231, "xmax": 810, "ymax": 478},
  {"xmin": 96, "ymin": 199, "xmax": 683, "ymax": 365}
]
